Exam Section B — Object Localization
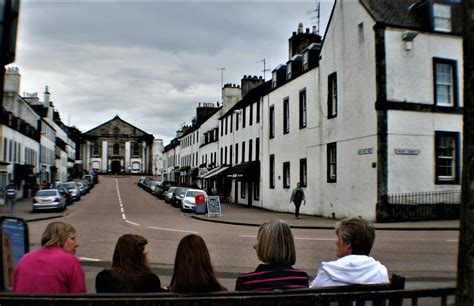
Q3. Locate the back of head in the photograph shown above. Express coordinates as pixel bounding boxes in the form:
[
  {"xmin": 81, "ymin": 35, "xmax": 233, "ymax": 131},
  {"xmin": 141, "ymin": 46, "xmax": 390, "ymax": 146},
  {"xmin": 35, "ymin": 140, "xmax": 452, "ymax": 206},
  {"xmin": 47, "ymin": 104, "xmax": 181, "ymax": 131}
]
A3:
[
  {"xmin": 336, "ymin": 217, "xmax": 375, "ymax": 256},
  {"xmin": 41, "ymin": 222, "xmax": 75, "ymax": 248},
  {"xmin": 112, "ymin": 234, "xmax": 150, "ymax": 273},
  {"xmin": 170, "ymin": 234, "xmax": 225, "ymax": 293},
  {"xmin": 257, "ymin": 219, "xmax": 296, "ymax": 265}
]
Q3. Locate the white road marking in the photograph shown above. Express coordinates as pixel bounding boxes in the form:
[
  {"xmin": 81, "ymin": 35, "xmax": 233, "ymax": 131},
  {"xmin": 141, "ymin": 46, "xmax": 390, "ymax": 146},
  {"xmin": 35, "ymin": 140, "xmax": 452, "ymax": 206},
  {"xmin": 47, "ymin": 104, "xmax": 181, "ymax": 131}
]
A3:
[
  {"xmin": 239, "ymin": 235, "xmax": 334, "ymax": 241},
  {"xmin": 116, "ymin": 178, "xmax": 140, "ymax": 227},
  {"xmin": 148, "ymin": 226, "xmax": 198, "ymax": 234},
  {"xmin": 79, "ymin": 257, "xmax": 101, "ymax": 262},
  {"xmin": 126, "ymin": 220, "xmax": 140, "ymax": 226},
  {"xmin": 446, "ymin": 239, "xmax": 458, "ymax": 242}
]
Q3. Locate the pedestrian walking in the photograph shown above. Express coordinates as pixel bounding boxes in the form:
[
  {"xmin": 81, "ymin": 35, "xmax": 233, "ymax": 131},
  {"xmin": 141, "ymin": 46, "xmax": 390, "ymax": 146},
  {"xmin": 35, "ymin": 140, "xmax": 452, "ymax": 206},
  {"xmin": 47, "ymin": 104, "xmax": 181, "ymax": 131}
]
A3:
[
  {"xmin": 290, "ymin": 182, "xmax": 305, "ymax": 219},
  {"xmin": 5, "ymin": 180, "xmax": 17, "ymax": 215}
]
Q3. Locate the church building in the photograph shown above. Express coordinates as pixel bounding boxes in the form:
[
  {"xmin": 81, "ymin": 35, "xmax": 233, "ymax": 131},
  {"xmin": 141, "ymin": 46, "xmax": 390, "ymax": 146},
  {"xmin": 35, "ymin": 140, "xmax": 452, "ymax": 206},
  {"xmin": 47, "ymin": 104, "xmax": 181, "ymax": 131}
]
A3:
[{"xmin": 80, "ymin": 115, "xmax": 154, "ymax": 174}]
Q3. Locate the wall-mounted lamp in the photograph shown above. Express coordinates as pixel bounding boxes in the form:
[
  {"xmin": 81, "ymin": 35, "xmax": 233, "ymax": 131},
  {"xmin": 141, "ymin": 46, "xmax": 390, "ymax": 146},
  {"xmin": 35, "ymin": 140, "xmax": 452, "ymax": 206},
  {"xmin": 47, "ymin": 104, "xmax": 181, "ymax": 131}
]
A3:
[{"xmin": 402, "ymin": 31, "xmax": 418, "ymax": 51}]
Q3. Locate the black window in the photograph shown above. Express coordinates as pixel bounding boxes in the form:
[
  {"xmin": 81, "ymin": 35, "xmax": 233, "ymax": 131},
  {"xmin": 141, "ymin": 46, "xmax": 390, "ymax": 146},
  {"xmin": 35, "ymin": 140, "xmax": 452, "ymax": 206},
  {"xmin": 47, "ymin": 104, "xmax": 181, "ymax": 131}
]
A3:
[
  {"xmin": 283, "ymin": 162, "xmax": 290, "ymax": 188},
  {"xmin": 248, "ymin": 139, "xmax": 253, "ymax": 162},
  {"xmin": 224, "ymin": 146, "xmax": 228, "ymax": 165},
  {"xmin": 241, "ymin": 182, "xmax": 246, "ymax": 198},
  {"xmin": 249, "ymin": 104, "xmax": 253, "ymax": 126},
  {"xmin": 270, "ymin": 154, "xmax": 275, "ymax": 189},
  {"xmin": 132, "ymin": 142, "xmax": 140, "ymax": 157},
  {"xmin": 269, "ymin": 105, "xmax": 275, "ymax": 139},
  {"xmin": 433, "ymin": 58, "xmax": 457, "ymax": 107},
  {"xmin": 236, "ymin": 113, "xmax": 239, "ymax": 131},
  {"xmin": 256, "ymin": 100, "xmax": 260, "ymax": 123},
  {"xmin": 220, "ymin": 120, "xmax": 223, "ymax": 136},
  {"xmin": 327, "ymin": 142, "xmax": 337, "ymax": 183},
  {"xmin": 92, "ymin": 141, "xmax": 100, "ymax": 157},
  {"xmin": 299, "ymin": 89, "xmax": 307, "ymax": 128},
  {"xmin": 283, "ymin": 97, "xmax": 290, "ymax": 134},
  {"xmin": 225, "ymin": 117, "xmax": 228, "ymax": 135},
  {"xmin": 255, "ymin": 138, "xmax": 260, "ymax": 161},
  {"xmin": 220, "ymin": 147, "xmax": 223, "ymax": 165},
  {"xmin": 113, "ymin": 143, "xmax": 120, "ymax": 155},
  {"xmin": 235, "ymin": 143, "xmax": 239, "ymax": 164},
  {"xmin": 243, "ymin": 107, "xmax": 246, "ymax": 128},
  {"xmin": 242, "ymin": 141, "xmax": 245, "ymax": 163},
  {"xmin": 254, "ymin": 182, "xmax": 260, "ymax": 201},
  {"xmin": 435, "ymin": 131, "xmax": 459, "ymax": 184},
  {"xmin": 328, "ymin": 72, "xmax": 337, "ymax": 118},
  {"xmin": 229, "ymin": 145, "xmax": 233, "ymax": 166},
  {"xmin": 230, "ymin": 114, "xmax": 233, "ymax": 133},
  {"xmin": 300, "ymin": 158, "xmax": 307, "ymax": 187}
]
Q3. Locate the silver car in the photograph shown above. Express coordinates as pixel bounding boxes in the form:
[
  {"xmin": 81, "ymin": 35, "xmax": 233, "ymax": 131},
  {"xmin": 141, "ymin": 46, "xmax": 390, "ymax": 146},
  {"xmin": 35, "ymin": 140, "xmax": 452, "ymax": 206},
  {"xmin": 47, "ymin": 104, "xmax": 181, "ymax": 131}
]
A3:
[
  {"xmin": 32, "ymin": 189, "xmax": 67, "ymax": 212},
  {"xmin": 58, "ymin": 182, "xmax": 81, "ymax": 201}
]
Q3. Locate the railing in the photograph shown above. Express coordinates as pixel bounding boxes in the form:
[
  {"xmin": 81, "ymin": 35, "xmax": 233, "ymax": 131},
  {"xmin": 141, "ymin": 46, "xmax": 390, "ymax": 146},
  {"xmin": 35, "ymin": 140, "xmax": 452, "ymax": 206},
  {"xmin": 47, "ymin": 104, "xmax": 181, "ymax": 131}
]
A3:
[
  {"xmin": 377, "ymin": 190, "xmax": 460, "ymax": 222},
  {"xmin": 0, "ymin": 287, "xmax": 455, "ymax": 306},
  {"xmin": 386, "ymin": 190, "xmax": 460, "ymax": 205}
]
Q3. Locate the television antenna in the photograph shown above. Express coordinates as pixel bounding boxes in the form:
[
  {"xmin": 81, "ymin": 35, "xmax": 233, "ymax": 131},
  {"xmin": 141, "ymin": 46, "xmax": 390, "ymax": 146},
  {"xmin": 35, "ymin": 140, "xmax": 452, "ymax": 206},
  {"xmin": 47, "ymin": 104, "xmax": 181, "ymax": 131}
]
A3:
[
  {"xmin": 257, "ymin": 58, "xmax": 270, "ymax": 81},
  {"xmin": 307, "ymin": 0, "xmax": 321, "ymax": 35}
]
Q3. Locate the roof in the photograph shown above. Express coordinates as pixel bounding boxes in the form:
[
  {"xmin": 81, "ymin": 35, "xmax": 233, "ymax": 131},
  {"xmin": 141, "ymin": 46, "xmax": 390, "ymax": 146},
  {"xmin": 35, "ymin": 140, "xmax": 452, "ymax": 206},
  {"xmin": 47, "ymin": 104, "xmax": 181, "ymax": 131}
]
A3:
[
  {"xmin": 84, "ymin": 115, "xmax": 153, "ymax": 139},
  {"xmin": 360, "ymin": 0, "xmax": 463, "ymax": 34}
]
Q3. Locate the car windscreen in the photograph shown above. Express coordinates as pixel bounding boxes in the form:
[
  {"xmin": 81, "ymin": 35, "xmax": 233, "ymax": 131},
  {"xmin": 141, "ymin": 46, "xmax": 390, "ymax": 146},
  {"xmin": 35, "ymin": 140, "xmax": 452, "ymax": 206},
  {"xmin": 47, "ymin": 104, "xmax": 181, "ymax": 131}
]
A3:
[
  {"xmin": 36, "ymin": 191, "xmax": 57, "ymax": 197},
  {"xmin": 60, "ymin": 183, "xmax": 76, "ymax": 189},
  {"xmin": 187, "ymin": 191, "xmax": 205, "ymax": 197}
]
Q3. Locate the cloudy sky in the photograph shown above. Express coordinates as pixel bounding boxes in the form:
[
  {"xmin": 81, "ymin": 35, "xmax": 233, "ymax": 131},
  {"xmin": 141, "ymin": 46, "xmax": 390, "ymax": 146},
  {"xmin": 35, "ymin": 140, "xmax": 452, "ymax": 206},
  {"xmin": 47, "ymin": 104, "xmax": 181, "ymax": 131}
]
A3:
[{"xmin": 12, "ymin": 0, "xmax": 334, "ymax": 144}]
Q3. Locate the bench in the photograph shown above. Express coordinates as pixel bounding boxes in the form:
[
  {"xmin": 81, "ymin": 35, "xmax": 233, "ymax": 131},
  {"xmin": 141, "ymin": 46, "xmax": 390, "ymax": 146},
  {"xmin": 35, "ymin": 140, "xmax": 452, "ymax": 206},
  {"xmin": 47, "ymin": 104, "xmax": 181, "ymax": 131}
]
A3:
[{"xmin": 0, "ymin": 274, "xmax": 455, "ymax": 306}]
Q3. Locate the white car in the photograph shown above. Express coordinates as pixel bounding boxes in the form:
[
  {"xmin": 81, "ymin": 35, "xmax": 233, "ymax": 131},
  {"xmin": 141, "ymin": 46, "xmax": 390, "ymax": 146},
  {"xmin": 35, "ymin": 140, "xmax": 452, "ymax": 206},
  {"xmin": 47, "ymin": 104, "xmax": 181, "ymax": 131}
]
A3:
[{"xmin": 181, "ymin": 189, "xmax": 207, "ymax": 211}]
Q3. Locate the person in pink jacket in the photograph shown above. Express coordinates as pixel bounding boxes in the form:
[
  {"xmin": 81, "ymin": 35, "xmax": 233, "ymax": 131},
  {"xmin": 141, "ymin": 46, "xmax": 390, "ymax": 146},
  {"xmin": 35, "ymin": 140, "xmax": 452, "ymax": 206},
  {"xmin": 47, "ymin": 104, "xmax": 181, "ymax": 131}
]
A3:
[{"xmin": 13, "ymin": 221, "xmax": 86, "ymax": 293}]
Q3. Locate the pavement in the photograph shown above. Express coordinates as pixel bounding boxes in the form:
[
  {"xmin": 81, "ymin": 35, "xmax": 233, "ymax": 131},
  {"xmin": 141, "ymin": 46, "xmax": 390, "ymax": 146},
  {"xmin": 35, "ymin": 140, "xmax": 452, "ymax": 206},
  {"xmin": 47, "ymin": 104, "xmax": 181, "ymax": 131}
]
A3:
[{"xmin": 1, "ymin": 196, "xmax": 460, "ymax": 231}]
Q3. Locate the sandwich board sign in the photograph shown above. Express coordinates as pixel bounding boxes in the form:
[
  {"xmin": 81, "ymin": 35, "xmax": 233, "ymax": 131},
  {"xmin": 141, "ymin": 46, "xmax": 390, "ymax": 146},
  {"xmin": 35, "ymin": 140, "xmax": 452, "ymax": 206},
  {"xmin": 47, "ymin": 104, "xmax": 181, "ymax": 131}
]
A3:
[{"xmin": 206, "ymin": 196, "xmax": 221, "ymax": 217}]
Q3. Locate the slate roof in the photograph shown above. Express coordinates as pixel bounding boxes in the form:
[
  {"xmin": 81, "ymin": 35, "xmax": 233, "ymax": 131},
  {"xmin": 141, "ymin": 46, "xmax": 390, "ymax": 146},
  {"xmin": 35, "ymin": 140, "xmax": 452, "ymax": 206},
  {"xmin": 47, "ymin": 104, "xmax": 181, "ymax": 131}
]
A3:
[
  {"xmin": 360, "ymin": 0, "xmax": 463, "ymax": 34},
  {"xmin": 84, "ymin": 115, "xmax": 153, "ymax": 139}
]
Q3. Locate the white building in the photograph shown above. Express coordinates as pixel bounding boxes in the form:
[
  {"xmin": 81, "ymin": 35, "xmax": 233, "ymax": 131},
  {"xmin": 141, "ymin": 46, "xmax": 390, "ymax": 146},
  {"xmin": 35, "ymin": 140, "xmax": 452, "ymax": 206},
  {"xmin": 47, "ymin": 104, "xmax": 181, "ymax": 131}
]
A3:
[
  {"xmin": 152, "ymin": 139, "xmax": 164, "ymax": 177},
  {"xmin": 1, "ymin": 67, "xmax": 41, "ymax": 200},
  {"xmin": 260, "ymin": 0, "xmax": 463, "ymax": 221}
]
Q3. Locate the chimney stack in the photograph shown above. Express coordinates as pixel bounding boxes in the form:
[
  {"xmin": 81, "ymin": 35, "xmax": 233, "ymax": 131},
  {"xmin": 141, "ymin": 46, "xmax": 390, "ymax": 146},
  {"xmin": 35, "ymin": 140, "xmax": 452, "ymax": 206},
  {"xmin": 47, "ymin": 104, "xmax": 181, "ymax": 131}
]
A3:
[
  {"xmin": 241, "ymin": 75, "xmax": 264, "ymax": 97},
  {"xmin": 4, "ymin": 67, "xmax": 20, "ymax": 94},
  {"xmin": 44, "ymin": 86, "xmax": 50, "ymax": 108},
  {"xmin": 288, "ymin": 22, "xmax": 322, "ymax": 60}
]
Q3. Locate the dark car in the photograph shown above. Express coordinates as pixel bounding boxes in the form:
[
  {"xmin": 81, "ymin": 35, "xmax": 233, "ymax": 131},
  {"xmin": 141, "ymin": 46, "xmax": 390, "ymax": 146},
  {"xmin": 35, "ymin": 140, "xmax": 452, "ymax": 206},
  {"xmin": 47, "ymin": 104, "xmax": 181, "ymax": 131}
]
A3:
[
  {"xmin": 57, "ymin": 186, "xmax": 73, "ymax": 205},
  {"xmin": 172, "ymin": 187, "xmax": 189, "ymax": 208},
  {"xmin": 83, "ymin": 175, "xmax": 95, "ymax": 188}
]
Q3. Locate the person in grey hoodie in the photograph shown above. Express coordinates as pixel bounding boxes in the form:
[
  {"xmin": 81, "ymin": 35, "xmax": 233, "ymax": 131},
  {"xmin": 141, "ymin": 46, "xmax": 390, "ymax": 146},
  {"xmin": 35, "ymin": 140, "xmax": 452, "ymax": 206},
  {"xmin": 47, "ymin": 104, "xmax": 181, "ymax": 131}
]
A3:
[{"xmin": 310, "ymin": 217, "xmax": 389, "ymax": 288}]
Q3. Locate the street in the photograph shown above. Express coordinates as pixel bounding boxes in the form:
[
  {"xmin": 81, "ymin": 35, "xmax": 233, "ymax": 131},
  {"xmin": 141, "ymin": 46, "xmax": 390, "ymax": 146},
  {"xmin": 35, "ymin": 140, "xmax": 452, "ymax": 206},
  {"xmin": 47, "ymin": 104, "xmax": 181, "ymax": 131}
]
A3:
[{"xmin": 25, "ymin": 175, "xmax": 458, "ymax": 293}]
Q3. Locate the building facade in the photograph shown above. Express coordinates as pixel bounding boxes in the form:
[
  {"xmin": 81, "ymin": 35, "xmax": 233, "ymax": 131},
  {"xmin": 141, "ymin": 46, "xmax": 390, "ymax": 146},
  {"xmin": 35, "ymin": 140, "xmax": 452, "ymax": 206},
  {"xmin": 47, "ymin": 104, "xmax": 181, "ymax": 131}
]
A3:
[{"xmin": 81, "ymin": 115, "xmax": 154, "ymax": 175}]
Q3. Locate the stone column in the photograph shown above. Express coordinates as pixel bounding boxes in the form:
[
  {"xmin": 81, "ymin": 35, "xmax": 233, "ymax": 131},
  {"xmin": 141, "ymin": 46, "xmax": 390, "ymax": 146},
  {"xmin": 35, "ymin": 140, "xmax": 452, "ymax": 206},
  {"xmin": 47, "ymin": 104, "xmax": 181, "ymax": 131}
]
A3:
[{"xmin": 102, "ymin": 141, "xmax": 108, "ymax": 173}]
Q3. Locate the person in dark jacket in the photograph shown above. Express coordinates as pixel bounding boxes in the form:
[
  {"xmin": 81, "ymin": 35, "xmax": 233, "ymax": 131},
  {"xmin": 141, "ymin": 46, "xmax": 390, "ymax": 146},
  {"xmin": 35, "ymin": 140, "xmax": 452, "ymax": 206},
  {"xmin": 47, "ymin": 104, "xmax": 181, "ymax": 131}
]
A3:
[
  {"xmin": 235, "ymin": 219, "xmax": 309, "ymax": 291},
  {"xmin": 95, "ymin": 234, "xmax": 165, "ymax": 293},
  {"xmin": 290, "ymin": 182, "xmax": 306, "ymax": 219},
  {"xmin": 5, "ymin": 180, "xmax": 17, "ymax": 215}
]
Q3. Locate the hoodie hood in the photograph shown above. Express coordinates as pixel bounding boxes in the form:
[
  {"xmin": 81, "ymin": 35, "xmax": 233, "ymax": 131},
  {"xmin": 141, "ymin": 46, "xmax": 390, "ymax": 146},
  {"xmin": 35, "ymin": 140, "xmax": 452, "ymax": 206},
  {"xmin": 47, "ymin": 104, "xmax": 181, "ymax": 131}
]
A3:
[{"xmin": 320, "ymin": 255, "xmax": 389, "ymax": 285}]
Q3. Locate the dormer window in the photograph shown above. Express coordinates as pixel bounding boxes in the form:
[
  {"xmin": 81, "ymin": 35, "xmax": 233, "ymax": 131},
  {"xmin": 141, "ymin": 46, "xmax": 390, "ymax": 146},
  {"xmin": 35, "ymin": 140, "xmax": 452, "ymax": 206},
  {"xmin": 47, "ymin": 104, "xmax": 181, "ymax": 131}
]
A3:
[
  {"xmin": 433, "ymin": 3, "xmax": 451, "ymax": 32},
  {"xmin": 303, "ymin": 52, "xmax": 309, "ymax": 71},
  {"xmin": 272, "ymin": 71, "xmax": 277, "ymax": 88},
  {"xmin": 286, "ymin": 64, "xmax": 292, "ymax": 80}
]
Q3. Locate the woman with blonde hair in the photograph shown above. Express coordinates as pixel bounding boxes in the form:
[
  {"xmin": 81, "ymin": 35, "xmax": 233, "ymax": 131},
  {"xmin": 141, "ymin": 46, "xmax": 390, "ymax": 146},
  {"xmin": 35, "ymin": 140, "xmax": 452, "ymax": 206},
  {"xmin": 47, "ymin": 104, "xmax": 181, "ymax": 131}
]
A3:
[
  {"xmin": 13, "ymin": 221, "xmax": 86, "ymax": 293},
  {"xmin": 96, "ymin": 234, "xmax": 164, "ymax": 293},
  {"xmin": 169, "ymin": 234, "xmax": 226, "ymax": 293},
  {"xmin": 235, "ymin": 219, "xmax": 309, "ymax": 291}
]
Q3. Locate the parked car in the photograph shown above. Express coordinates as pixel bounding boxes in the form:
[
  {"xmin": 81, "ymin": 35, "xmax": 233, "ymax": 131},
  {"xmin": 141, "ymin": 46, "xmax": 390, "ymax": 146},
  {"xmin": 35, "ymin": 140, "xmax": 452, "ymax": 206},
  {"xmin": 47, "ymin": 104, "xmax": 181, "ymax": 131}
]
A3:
[
  {"xmin": 32, "ymin": 189, "xmax": 67, "ymax": 212},
  {"xmin": 181, "ymin": 189, "xmax": 207, "ymax": 211},
  {"xmin": 82, "ymin": 175, "xmax": 95, "ymax": 188},
  {"xmin": 146, "ymin": 180, "xmax": 160, "ymax": 194},
  {"xmin": 76, "ymin": 181, "xmax": 87, "ymax": 196},
  {"xmin": 58, "ymin": 182, "xmax": 81, "ymax": 201},
  {"xmin": 57, "ymin": 186, "xmax": 73, "ymax": 205},
  {"xmin": 80, "ymin": 179, "xmax": 91, "ymax": 192},
  {"xmin": 164, "ymin": 186, "xmax": 178, "ymax": 204},
  {"xmin": 137, "ymin": 176, "xmax": 146, "ymax": 188},
  {"xmin": 173, "ymin": 187, "xmax": 189, "ymax": 208}
]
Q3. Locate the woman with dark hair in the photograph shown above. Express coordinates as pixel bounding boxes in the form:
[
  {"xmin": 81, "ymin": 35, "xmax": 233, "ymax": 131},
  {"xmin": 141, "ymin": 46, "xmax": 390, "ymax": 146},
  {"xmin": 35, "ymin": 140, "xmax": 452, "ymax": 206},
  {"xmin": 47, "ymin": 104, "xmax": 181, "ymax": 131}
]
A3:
[
  {"xmin": 13, "ymin": 221, "xmax": 86, "ymax": 293},
  {"xmin": 169, "ymin": 234, "xmax": 226, "ymax": 293},
  {"xmin": 95, "ymin": 234, "xmax": 164, "ymax": 293},
  {"xmin": 235, "ymin": 219, "xmax": 309, "ymax": 291}
]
